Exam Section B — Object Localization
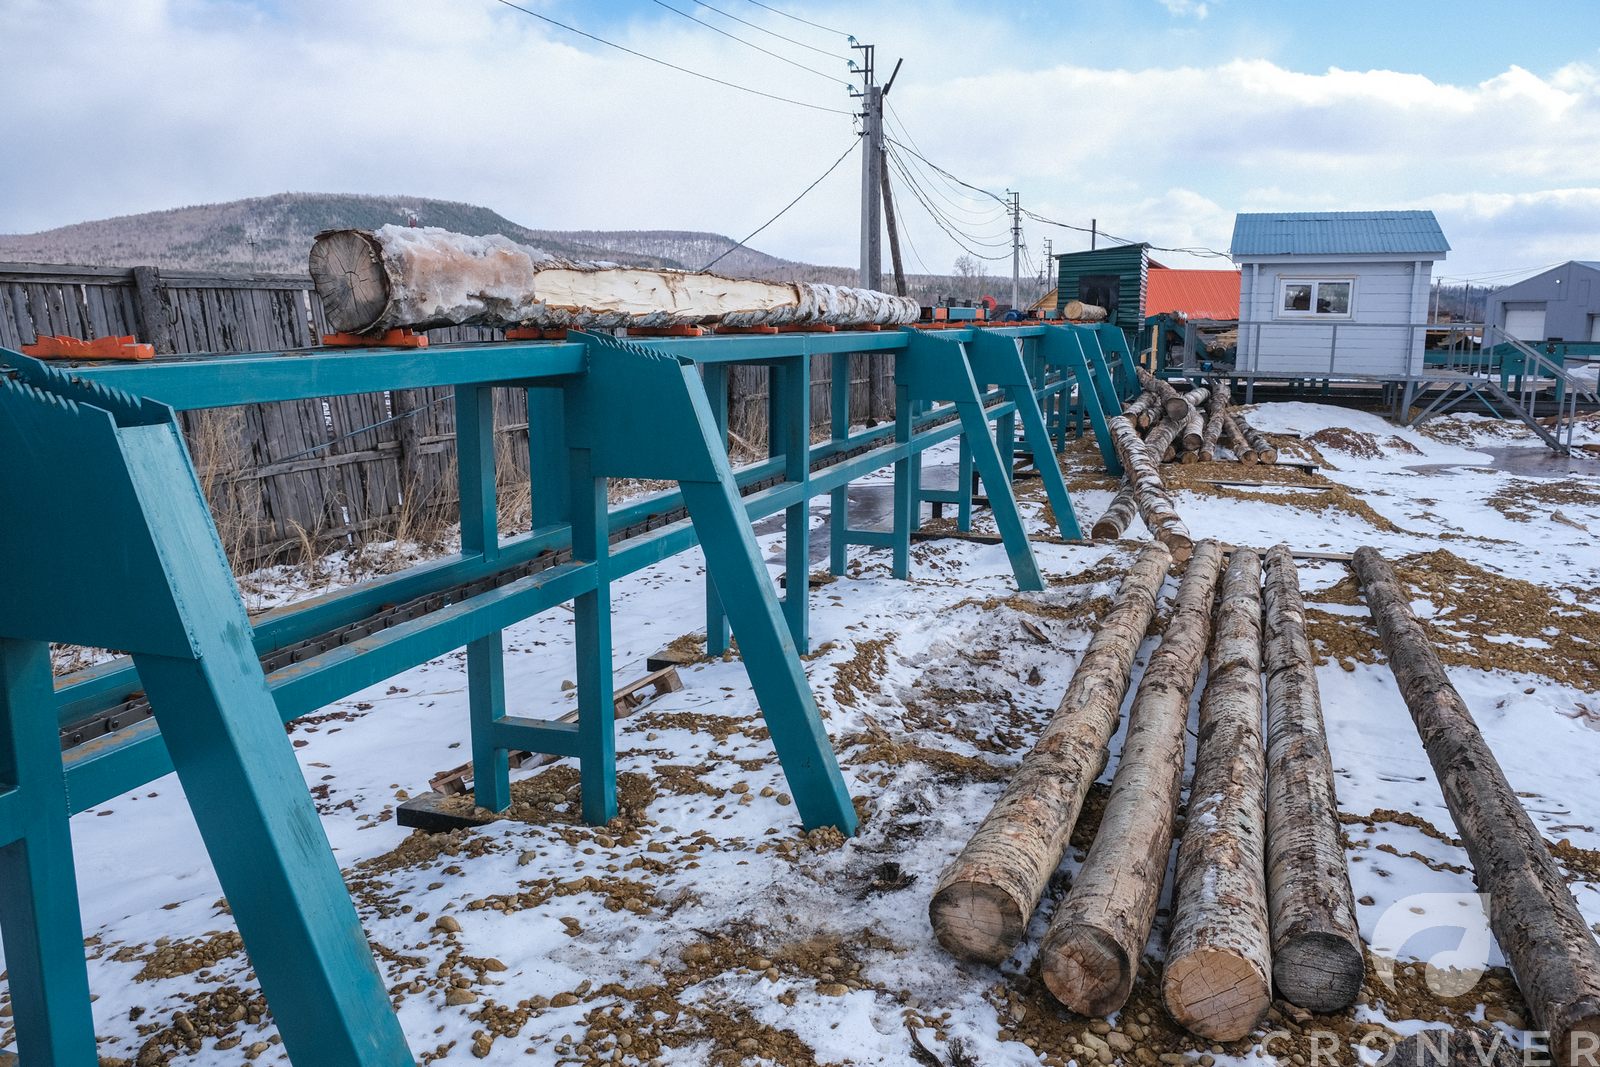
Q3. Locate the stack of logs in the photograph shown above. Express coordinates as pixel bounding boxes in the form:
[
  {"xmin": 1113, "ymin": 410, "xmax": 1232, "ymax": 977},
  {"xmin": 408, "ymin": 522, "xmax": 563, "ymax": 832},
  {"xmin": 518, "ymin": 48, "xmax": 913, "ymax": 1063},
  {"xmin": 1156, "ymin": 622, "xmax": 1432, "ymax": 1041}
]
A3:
[
  {"xmin": 1094, "ymin": 370, "xmax": 1279, "ymax": 551},
  {"xmin": 929, "ymin": 543, "xmax": 1600, "ymax": 1061}
]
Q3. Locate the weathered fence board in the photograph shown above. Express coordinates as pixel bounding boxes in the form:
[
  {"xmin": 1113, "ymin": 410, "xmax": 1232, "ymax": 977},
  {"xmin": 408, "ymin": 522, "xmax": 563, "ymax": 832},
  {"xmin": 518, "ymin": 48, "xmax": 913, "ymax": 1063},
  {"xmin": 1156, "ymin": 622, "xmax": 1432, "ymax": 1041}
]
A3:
[{"xmin": 1, "ymin": 261, "xmax": 895, "ymax": 566}]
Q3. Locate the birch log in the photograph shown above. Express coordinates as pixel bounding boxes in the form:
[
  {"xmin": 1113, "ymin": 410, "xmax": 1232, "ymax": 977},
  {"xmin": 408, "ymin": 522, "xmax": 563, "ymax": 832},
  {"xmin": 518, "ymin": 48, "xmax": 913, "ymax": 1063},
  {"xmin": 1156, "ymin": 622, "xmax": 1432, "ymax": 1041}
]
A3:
[
  {"xmin": 1138, "ymin": 368, "xmax": 1182, "ymax": 418},
  {"xmin": 1124, "ymin": 390, "xmax": 1162, "ymax": 431},
  {"xmin": 1354, "ymin": 547, "xmax": 1600, "ymax": 1066},
  {"xmin": 1263, "ymin": 544, "xmax": 1364, "ymax": 1011},
  {"xmin": 1163, "ymin": 548, "xmax": 1271, "ymax": 1042},
  {"xmin": 1091, "ymin": 483, "xmax": 1139, "ymax": 539},
  {"xmin": 1180, "ymin": 406, "xmax": 1204, "ymax": 455},
  {"xmin": 1199, "ymin": 384, "xmax": 1229, "ymax": 462},
  {"xmin": 1236, "ymin": 416, "xmax": 1279, "ymax": 464},
  {"xmin": 310, "ymin": 225, "xmax": 919, "ymax": 334},
  {"xmin": 1041, "ymin": 542, "xmax": 1224, "ymax": 1016},
  {"xmin": 1063, "ymin": 300, "xmax": 1108, "ymax": 321},
  {"xmin": 1165, "ymin": 385, "xmax": 1211, "ymax": 424},
  {"xmin": 1223, "ymin": 413, "xmax": 1258, "ymax": 464},
  {"xmin": 928, "ymin": 544, "xmax": 1173, "ymax": 963},
  {"xmin": 1109, "ymin": 415, "xmax": 1193, "ymax": 563}
]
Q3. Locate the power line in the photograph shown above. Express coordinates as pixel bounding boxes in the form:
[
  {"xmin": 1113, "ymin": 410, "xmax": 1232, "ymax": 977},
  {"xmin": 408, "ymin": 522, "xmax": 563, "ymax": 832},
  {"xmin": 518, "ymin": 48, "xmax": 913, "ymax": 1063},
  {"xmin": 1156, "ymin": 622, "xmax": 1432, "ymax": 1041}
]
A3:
[
  {"xmin": 490, "ymin": 0, "xmax": 852, "ymax": 116},
  {"xmin": 885, "ymin": 145, "xmax": 1011, "ymax": 249},
  {"xmin": 700, "ymin": 138, "xmax": 859, "ymax": 272},
  {"xmin": 684, "ymin": 0, "xmax": 849, "ymax": 59},
  {"xmin": 740, "ymin": 0, "xmax": 850, "ymax": 38},
  {"xmin": 648, "ymin": 0, "xmax": 847, "ymax": 85},
  {"xmin": 885, "ymin": 149, "xmax": 1010, "ymax": 262}
]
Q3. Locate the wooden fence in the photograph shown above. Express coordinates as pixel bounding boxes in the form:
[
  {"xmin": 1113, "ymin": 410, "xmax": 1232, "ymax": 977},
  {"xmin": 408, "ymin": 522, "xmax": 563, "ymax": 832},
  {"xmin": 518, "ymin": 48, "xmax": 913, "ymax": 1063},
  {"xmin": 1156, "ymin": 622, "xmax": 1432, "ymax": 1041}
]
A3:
[{"xmin": 1, "ymin": 262, "xmax": 892, "ymax": 566}]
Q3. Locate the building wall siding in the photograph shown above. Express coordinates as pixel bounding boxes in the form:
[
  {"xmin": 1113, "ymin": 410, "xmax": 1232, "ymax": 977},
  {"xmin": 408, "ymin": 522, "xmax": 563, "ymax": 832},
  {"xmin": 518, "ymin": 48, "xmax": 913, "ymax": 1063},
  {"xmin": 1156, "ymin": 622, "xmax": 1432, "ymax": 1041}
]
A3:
[
  {"xmin": 1237, "ymin": 257, "xmax": 1430, "ymax": 376},
  {"xmin": 1482, "ymin": 262, "xmax": 1600, "ymax": 343}
]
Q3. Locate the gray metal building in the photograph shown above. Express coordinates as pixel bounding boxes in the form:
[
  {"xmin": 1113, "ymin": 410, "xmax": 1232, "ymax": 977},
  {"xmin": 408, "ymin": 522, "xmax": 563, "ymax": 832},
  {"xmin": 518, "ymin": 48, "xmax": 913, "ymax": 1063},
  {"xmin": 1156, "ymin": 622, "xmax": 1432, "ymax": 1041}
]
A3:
[{"xmin": 1482, "ymin": 261, "xmax": 1600, "ymax": 343}]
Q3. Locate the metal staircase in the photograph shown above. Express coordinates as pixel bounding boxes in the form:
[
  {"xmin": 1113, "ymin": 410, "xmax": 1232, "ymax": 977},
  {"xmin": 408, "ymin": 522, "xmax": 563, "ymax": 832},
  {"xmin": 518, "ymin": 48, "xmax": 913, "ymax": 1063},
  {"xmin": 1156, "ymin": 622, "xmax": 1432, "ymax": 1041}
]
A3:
[{"xmin": 1408, "ymin": 325, "xmax": 1595, "ymax": 454}]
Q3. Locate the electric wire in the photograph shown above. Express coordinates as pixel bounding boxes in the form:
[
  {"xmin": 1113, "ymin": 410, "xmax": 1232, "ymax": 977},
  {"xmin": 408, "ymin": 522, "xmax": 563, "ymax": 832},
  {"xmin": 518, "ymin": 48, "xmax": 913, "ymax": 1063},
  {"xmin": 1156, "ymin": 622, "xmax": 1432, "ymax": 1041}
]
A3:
[
  {"xmin": 885, "ymin": 149, "xmax": 1010, "ymax": 262},
  {"xmin": 490, "ymin": 0, "xmax": 853, "ymax": 115},
  {"xmin": 685, "ymin": 0, "xmax": 850, "ymax": 59},
  {"xmin": 885, "ymin": 145, "xmax": 1011, "ymax": 248},
  {"xmin": 648, "ymin": 0, "xmax": 847, "ymax": 84},
  {"xmin": 739, "ymin": 0, "xmax": 850, "ymax": 38},
  {"xmin": 700, "ymin": 138, "xmax": 859, "ymax": 272}
]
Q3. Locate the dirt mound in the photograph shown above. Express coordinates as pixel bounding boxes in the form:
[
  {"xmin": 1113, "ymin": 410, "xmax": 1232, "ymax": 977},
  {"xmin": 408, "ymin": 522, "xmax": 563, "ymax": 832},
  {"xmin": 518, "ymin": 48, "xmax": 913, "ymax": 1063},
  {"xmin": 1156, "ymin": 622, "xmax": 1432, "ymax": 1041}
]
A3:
[{"xmin": 1307, "ymin": 426, "xmax": 1383, "ymax": 459}]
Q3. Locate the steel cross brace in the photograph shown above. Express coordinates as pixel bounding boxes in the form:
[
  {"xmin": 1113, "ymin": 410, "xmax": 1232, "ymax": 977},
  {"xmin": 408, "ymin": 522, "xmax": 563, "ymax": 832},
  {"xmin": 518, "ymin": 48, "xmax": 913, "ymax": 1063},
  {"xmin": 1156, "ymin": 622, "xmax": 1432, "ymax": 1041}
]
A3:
[
  {"xmin": 1039, "ymin": 327, "xmax": 1124, "ymax": 477},
  {"xmin": 960, "ymin": 331, "xmax": 1083, "ymax": 539},
  {"xmin": 894, "ymin": 330, "xmax": 1045, "ymax": 591},
  {"xmin": 0, "ymin": 364, "xmax": 412, "ymax": 1067}
]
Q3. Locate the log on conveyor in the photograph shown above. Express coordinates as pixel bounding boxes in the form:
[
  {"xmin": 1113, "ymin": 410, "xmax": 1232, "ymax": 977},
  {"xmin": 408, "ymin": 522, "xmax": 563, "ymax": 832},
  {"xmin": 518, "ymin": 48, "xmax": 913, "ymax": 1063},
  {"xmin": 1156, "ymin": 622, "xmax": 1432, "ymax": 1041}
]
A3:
[
  {"xmin": 928, "ymin": 544, "xmax": 1173, "ymax": 963},
  {"xmin": 309, "ymin": 225, "xmax": 920, "ymax": 334},
  {"xmin": 1262, "ymin": 544, "xmax": 1364, "ymax": 1012},
  {"xmin": 1353, "ymin": 547, "xmax": 1600, "ymax": 1066},
  {"xmin": 1108, "ymin": 415, "xmax": 1193, "ymax": 562},
  {"xmin": 1199, "ymin": 383, "xmax": 1229, "ymax": 462},
  {"xmin": 1236, "ymin": 414, "xmax": 1279, "ymax": 464},
  {"xmin": 1163, "ymin": 548, "xmax": 1271, "ymax": 1042},
  {"xmin": 1040, "ymin": 542, "xmax": 1225, "ymax": 1016},
  {"xmin": 1223, "ymin": 413, "xmax": 1258, "ymax": 464},
  {"xmin": 1091, "ymin": 483, "xmax": 1139, "ymax": 539},
  {"xmin": 1063, "ymin": 299, "xmax": 1108, "ymax": 321}
]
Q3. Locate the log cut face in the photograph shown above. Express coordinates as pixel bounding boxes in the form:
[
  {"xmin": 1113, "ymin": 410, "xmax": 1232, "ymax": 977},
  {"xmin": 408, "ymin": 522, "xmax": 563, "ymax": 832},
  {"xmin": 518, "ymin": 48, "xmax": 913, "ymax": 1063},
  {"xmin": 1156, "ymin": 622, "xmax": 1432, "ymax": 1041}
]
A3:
[
  {"xmin": 1354, "ymin": 547, "xmax": 1600, "ymax": 1067},
  {"xmin": 1263, "ymin": 544, "xmax": 1365, "ymax": 1012},
  {"xmin": 309, "ymin": 225, "xmax": 920, "ymax": 334},
  {"xmin": 928, "ymin": 544, "xmax": 1173, "ymax": 964},
  {"xmin": 1040, "ymin": 542, "xmax": 1225, "ymax": 1016},
  {"xmin": 1091, "ymin": 483, "xmax": 1139, "ymax": 540},
  {"xmin": 1163, "ymin": 548, "xmax": 1271, "ymax": 1042}
]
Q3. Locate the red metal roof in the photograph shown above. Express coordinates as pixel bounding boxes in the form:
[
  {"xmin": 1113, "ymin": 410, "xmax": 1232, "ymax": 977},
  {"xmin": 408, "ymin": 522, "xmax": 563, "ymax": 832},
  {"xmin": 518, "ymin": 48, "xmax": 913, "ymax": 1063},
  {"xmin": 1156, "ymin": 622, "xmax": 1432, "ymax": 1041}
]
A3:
[{"xmin": 1144, "ymin": 267, "xmax": 1240, "ymax": 321}]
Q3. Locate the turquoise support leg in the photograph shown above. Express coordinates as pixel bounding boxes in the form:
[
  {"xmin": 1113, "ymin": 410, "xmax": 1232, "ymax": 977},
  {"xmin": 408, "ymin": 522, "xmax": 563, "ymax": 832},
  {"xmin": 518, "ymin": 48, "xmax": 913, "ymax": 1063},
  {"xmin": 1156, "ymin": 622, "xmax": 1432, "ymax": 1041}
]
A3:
[
  {"xmin": 528, "ymin": 385, "xmax": 569, "ymax": 528},
  {"xmin": 779, "ymin": 360, "xmax": 811, "ymax": 652},
  {"xmin": 891, "ymin": 380, "xmax": 913, "ymax": 580},
  {"xmin": 957, "ymin": 434, "xmax": 974, "ymax": 532},
  {"xmin": 567, "ymin": 446, "xmax": 617, "ymax": 826},
  {"xmin": 0, "ymin": 639, "xmax": 98, "ymax": 1067},
  {"xmin": 456, "ymin": 386, "xmax": 511, "ymax": 812},
  {"xmin": 828, "ymin": 353, "xmax": 850, "ymax": 576},
  {"xmin": 701, "ymin": 363, "xmax": 731, "ymax": 654},
  {"xmin": 1043, "ymin": 329, "xmax": 1121, "ymax": 475}
]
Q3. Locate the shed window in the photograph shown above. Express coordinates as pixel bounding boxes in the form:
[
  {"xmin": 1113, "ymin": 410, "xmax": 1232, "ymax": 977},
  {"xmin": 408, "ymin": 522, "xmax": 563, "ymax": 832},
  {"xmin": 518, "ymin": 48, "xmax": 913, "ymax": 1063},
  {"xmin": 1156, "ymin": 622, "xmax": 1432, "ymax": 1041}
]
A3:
[{"xmin": 1278, "ymin": 279, "xmax": 1353, "ymax": 318}]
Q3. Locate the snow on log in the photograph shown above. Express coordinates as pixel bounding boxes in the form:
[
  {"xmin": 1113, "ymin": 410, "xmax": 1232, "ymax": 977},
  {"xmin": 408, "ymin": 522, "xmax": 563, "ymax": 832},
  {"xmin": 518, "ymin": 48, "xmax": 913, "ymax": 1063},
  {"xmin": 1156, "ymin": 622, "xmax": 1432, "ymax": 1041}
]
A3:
[
  {"xmin": 1040, "ymin": 541, "xmax": 1224, "ymax": 1016},
  {"xmin": 1163, "ymin": 548, "xmax": 1271, "ymax": 1042},
  {"xmin": 1109, "ymin": 415, "xmax": 1193, "ymax": 562},
  {"xmin": 1063, "ymin": 300, "xmax": 1108, "ymax": 321},
  {"xmin": 1236, "ymin": 415, "xmax": 1278, "ymax": 464},
  {"xmin": 928, "ymin": 544, "xmax": 1174, "ymax": 963},
  {"xmin": 309, "ymin": 225, "xmax": 920, "ymax": 334},
  {"xmin": 1199, "ymin": 384, "xmax": 1229, "ymax": 462},
  {"xmin": 1091, "ymin": 483, "xmax": 1139, "ymax": 540},
  {"xmin": 1353, "ymin": 547, "xmax": 1600, "ymax": 1066},
  {"xmin": 1223, "ymin": 413, "xmax": 1258, "ymax": 464},
  {"xmin": 1262, "ymin": 544, "xmax": 1364, "ymax": 1012}
]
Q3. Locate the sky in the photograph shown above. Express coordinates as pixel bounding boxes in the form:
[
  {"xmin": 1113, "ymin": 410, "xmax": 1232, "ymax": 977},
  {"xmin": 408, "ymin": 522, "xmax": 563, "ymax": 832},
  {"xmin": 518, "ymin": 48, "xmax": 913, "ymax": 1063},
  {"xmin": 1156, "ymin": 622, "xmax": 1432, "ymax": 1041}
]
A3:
[{"xmin": 3, "ymin": 0, "xmax": 1599, "ymax": 283}]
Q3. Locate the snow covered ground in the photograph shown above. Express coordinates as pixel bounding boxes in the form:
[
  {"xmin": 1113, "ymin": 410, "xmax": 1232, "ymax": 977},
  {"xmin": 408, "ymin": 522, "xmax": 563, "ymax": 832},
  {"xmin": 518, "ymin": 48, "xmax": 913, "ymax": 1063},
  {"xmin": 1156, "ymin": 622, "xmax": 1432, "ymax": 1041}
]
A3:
[{"xmin": 4, "ymin": 404, "xmax": 1600, "ymax": 1067}]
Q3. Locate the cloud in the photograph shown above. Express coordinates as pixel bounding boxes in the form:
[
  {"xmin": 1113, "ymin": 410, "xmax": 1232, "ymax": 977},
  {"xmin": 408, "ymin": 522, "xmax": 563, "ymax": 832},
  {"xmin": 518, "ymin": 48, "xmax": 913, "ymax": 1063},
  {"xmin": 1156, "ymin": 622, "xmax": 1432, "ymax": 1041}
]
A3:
[
  {"xmin": 0, "ymin": 1, "xmax": 1596, "ymax": 277},
  {"xmin": 1158, "ymin": 0, "xmax": 1210, "ymax": 19}
]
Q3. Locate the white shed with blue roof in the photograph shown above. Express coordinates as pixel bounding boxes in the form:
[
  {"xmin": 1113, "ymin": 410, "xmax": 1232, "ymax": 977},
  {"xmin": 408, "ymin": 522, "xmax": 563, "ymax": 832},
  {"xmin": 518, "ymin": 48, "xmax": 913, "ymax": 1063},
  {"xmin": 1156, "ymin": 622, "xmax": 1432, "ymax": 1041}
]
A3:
[{"xmin": 1230, "ymin": 210, "xmax": 1449, "ymax": 379}]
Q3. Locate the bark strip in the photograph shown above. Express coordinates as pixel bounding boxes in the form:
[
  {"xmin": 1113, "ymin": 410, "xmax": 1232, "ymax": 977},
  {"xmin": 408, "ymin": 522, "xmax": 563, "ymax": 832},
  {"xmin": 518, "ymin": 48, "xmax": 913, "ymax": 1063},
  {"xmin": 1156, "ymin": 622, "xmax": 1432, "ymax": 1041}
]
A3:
[
  {"xmin": 929, "ymin": 544, "xmax": 1174, "ymax": 963},
  {"xmin": 1353, "ymin": 547, "xmax": 1600, "ymax": 1066},
  {"xmin": 1040, "ymin": 542, "xmax": 1225, "ymax": 1016},
  {"xmin": 1263, "ymin": 544, "xmax": 1364, "ymax": 1011},
  {"xmin": 1164, "ymin": 548, "xmax": 1272, "ymax": 1042}
]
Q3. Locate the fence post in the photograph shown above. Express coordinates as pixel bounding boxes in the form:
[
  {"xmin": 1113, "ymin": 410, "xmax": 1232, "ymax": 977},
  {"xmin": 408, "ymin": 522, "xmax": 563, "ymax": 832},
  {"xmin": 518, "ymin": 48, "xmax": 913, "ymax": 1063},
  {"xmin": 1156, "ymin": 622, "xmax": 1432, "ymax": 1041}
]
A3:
[{"xmin": 130, "ymin": 266, "xmax": 176, "ymax": 354}]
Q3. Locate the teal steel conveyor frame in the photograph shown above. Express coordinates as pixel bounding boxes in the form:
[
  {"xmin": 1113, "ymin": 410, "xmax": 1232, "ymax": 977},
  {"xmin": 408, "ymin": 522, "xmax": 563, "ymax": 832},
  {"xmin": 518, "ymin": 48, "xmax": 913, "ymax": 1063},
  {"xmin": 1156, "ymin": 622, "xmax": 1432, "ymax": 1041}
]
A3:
[{"xmin": 0, "ymin": 322, "xmax": 1134, "ymax": 1066}]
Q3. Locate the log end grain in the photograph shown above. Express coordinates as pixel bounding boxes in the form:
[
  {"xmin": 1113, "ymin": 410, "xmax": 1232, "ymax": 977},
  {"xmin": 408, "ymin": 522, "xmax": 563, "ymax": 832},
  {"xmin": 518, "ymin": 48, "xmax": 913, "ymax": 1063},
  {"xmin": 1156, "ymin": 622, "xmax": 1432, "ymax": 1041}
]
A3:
[
  {"xmin": 1163, "ymin": 947, "xmax": 1271, "ymax": 1042},
  {"xmin": 1558, "ymin": 1012, "xmax": 1600, "ymax": 1067},
  {"xmin": 1090, "ymin": 519, "xmax": 1123, "ymax": 539},
  {"xmin": 1259, "ymin": 448, "xmax": 1280, "ymax": 464},
  {"xmin": 1042, "ymin": 922, "xmax": 1134, "ymax": 1017},
  {"xmin": 1272, "ymin": 931, "xmax": 1365, "ymax": 1012},
  {"xmin": 1161, "ymin": 532, "xmax": 1195, "ymax": 565},
  {"xmin": 308, "ymin": 229, "xmax": 389, "ymax": 334},
  {"xmin": 928, "ymin": 880, "xmax": 1026, "ymax": 965}
]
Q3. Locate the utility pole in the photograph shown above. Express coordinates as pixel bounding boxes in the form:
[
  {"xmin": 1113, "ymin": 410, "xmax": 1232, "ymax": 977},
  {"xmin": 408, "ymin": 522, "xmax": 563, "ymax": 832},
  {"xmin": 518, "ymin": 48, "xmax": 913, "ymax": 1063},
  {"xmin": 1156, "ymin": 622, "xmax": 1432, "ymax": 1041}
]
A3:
[
  {"xmin": 880, "ymin": 166, "xmax": 907, "ymax": 297},
  {"xmin": 851, "ymin": 42, "xmax": 882, "ymax": 291},
  {"xmin": 1091, "ymin": 218, "xmax": 1098, "ymax": 251},
  {"xmin": 1041, "ymin": 237, "xmax": 1053, "ymax": 295},
  {"xmin": 1007, "ymin": 190, "xmax": 1021, "ymax": 310}
]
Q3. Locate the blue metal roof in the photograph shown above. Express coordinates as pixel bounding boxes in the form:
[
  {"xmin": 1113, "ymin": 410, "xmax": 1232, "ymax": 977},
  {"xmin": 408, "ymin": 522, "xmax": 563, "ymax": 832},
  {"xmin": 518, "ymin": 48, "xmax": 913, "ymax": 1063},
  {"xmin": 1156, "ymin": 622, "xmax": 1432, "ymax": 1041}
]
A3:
[{"xmin": 1230, "ymin": 210, "xmax": 1449, "ymax": 257}]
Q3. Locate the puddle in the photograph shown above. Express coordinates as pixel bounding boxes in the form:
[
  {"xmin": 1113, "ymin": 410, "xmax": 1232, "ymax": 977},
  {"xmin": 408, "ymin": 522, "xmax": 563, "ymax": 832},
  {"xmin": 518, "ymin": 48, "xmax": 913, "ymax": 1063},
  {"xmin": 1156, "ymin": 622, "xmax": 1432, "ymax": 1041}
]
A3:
[{"xmin": 1406, "ymin": 446, "xmax": 1597, "ymax": 480}]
